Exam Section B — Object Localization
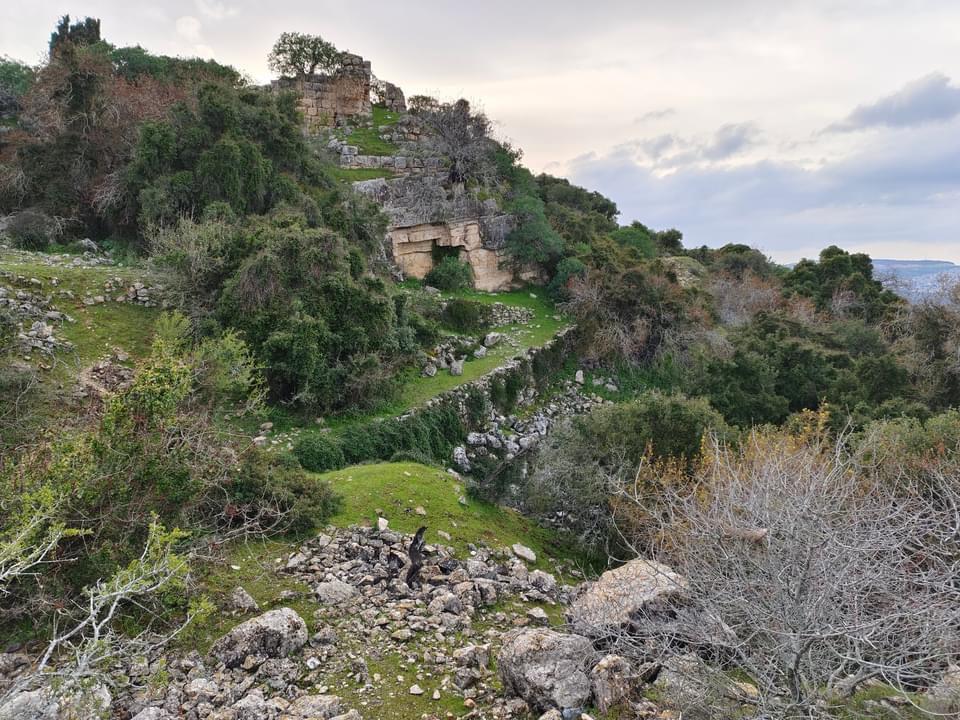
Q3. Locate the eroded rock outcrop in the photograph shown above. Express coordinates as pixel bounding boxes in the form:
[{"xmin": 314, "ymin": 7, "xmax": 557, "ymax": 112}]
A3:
[{"xmin": 568, "ymin": 558, "xmax": 686, "ymax": 638}]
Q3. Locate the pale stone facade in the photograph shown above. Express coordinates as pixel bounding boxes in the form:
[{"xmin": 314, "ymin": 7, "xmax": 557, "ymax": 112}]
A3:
[{"xmin": 389, "ymin": 220, "xmax": 535, "ymax": 292}]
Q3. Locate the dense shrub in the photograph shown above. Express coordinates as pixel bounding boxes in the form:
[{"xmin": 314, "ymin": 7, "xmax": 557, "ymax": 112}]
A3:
[
  {"xmin": 229, "ymin": 452, "xmax": 340, "ymax": 534},
  {"xmin": 1, "ymin": 324, "xmax": 339, "ymax": 600},
  {"xmin": 294, "ymin": 433, "xmax": 345, "ymax": 473},
  {"xmin": 5, "ymin": 209, "xmax": 61, "ymax": 249},
  {"xmin": 584, "ymin": 391, "xmax": 728, "ymax": 466},
  {"xmin": 441, "ymin": 298, "xmax": 488, "ymax": 332},
  {"xmin": 693, "ymin": 312, "xmax": 910, "ymax": 427},
  {"xmin": 783, "ymin": 245, "xmax": 900, "ymax": 322},
  {"xmin": 337, "ymin": 401, "xmax": 464, "ymax": 467},
  {"xmin": 524, "ymin": 392, "xmax": 726, "ymax": 552},
  {"xmin": 424, "ymin": 256, "xmax": 474, "ymax": 291}
]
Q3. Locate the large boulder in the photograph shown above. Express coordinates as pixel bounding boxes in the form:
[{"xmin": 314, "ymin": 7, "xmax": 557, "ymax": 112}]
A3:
[
  {"xmin": 568, "ymin": 558, "xmax": 685, "ymax": 638},
  {"xmin": 0, "ymin": 689, "xmax": 58, "ymax": 720},
  {"xmin": 0, "ymin": 684, "xmax": 111, "ymax": 720},
  {"xmin": 497, "ymin": 628, "xmax": 594, "ymax": 713},
  {"xmin": 315, "ymin": 580, "xmax": 357, "ymax": 605},
  {"xmin": 210, "ymin": 607, "xmax": 307, "ymax": 668}
]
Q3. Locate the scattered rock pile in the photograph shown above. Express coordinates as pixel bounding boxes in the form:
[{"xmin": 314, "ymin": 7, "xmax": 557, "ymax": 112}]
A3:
[
  {"xmin": 487, "ymin": 302, "xmax": 534, "ymax": 326},
  {"xmin": 453, "ymin": 380, "xmax": 608, "ymax": 472}
]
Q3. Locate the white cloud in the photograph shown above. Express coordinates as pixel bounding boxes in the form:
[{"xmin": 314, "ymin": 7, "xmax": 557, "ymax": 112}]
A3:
[
  {"xmin": 175, "ymin": 16, "xmax": 203, "ymax": 44},
  {"xmin": 568, "ymin": 113, "xmax": 960, "ymax": 263},
  {"xmin": 194, "ymin": 0, "xmax": 238, "ymax": 21}
]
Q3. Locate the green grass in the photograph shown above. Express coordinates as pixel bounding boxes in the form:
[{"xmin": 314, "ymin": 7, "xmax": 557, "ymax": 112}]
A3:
[
  {"xmin": 183, "ymin": 459, "xmax": 589, "ymax": 657},
  {"xmin": 362, "ymin": 287, "xmax": 566, "ymax": 422},
  {"xmin": 337, "ymin": 105, "xmax": 401, "ymax": 156},
  {"xmin": 320, "ymin": 461, "xmax": 582, "ymax": 571},
  {"xmin": 327, "ymin": 167, "xmax": 396, "ymax": 183},
  {"xmin": 250, "ymin": 287, "xmax": 569, "ymax": 441},
  {"xmin": 0, "ymin": 255, "xmax": 160, "ymax": 369},
  {"xmin": 178, "ymin": 538, "xmax": 317, "ymax": 654}
]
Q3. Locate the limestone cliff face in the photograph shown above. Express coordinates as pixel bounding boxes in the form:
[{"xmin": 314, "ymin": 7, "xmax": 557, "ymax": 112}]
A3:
[
  {"xmin": 355, "ymin": 176, "xmax": 538, "ymax": 292},
  {"xmin": 273, "ymin": 55, "xmax": 538, "ymax": 292},
  {"xmin": 389, "ymin": 220, "xmax": 521, "ymax": 292}
]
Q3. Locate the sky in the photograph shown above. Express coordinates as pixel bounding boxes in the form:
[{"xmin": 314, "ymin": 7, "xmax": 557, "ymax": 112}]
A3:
[{"xmin": 3, "ymin": 1, "xmax": 960, "ymax": 263}]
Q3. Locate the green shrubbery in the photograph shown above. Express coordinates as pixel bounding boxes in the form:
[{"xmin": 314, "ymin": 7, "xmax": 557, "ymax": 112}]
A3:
[
  {"xmin": 1, "ymin": 320, "xmax": 339, "ymax": 602},
  {"xmin": 294, "ymin": 433, "xmax": 345, "ymax": 473},
  {"xmin": 5, "ymin": 209, "xmax": 61, "ymax": 249},
  {"xmin": 441, "ymin": 298, "xmax": 489, "ymax": 332},
  {"xmin": 291, "ymin": 400, "xmax": 466, "ymax": 475},
  {"xmin": 424, "ymin": 256, "xmax": 474, "ymax": 291},
  {"xmin": 524, "ymin": 391, "xmax": 727, "ymax": 552}
]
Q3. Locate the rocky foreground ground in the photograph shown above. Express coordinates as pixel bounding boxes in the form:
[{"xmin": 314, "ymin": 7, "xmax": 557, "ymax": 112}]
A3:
[{"xmin": 0, "ymin": 523, "xmax": 697, "ymax": 720}]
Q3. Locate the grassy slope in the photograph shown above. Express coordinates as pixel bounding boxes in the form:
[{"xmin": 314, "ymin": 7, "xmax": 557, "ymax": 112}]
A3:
[
  {"xmin": 186, "ymin": 460, "xmax": 583, "ymax": 647},
  {"xmin": 0, "ymin": 252, "xmax": 160, "ymax": 422},
  {"xmin": 388, "ymin": 288, "xmax": 566, "ymax": 416},
  {"xmin": 337, "ymin": 105, "xmax": 401, "ymax": 156}
]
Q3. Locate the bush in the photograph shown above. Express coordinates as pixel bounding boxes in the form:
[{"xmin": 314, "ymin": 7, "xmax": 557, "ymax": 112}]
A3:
[
  {"xmin": 229, "ymin": 452, "xmax": 340, "ymax": 535},
  {"xmin": 5, "ymin": 209, "xmax": 61, "ymax": 249},
  {"xmin": 441, "ymin": 298, "xmax": 488, "ymax": 332},
  {"xmin": 293, "ymin": 433, "xmax": 345, "ymax": 473},
  {"xmin": 424, "ymin": 256, "xmax": 474, "ymax": 291}
]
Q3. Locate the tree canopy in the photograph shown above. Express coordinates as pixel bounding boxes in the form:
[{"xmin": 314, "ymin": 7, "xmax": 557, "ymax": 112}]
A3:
[{"xmin": 267, "ymin": 32, "xmax": 342, "ymax": 78}]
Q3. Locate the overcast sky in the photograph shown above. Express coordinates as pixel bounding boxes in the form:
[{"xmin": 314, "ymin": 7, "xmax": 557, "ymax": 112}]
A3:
[{"xmin": 4, "ymin": 0, "xmax": 960, "ymax": 262}]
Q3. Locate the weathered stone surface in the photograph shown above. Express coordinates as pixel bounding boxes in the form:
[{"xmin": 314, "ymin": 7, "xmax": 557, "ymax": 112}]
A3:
[
  {"xmin": 315, "ymin": 580, "xmax": 358, "ymax": 605},
  {"xmin": 271, "ymin": 53, "xmax": 372, "ymax": 130},
  {"xmin": 228, "ymin": 585, "xmax": 260, "ymax": 613},
  {"xmin": 497, "ymin": 628, "xmax": 594, "ymax": 712},
  {"xmin": 0, "ymin": 689, "xmax": 58, "ymax": 720},
  {"xmin": 209, "ymin": 608, "xmax": 308, "ymax": 668},
  {"xmin": 388, "ymin": 220, "xmax": 523, "ymax": 292},
  {"xmin": 590, "ymin": 654, "xmax": 634, "ymax": 713},
  {"xmin": 569, "ymin": 558, "xmax": 685, "ymax": 637},
  {"xmin": 281, "ymin": 694, "xmax": 342, "ymax": 719},
  {"xmin": 512, "ymin": 543, "xmax": 537, "ymax": 563},
  {"xmin": 131, "ymin": 708, "xmax": 174, "ymax": 720},
  {"xmin": 0, "ymin": 683, "xmax": 112, "ymax": 720}
]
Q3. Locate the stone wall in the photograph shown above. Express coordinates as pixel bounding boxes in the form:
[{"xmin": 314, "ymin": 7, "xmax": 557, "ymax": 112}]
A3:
[
  {"xmin": 271, "ymin": 53, "xmax": 372, "ymax": 131},
  {"xmin": 338, "ymin": 150, "xmax": 441, "ymax": 177},
  {"xmin": 353, "ymin": 176, "xmax": 539, "ymax": 292}
]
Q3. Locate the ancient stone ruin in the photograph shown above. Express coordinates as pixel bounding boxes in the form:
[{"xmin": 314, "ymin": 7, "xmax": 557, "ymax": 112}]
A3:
[
  {"xmin": 275, "ymin": 54, "xmax": 536, "ymax": 292},
  {"xmin": 270, "ymin": 53, "xmax": 373, "ymax": 131}
]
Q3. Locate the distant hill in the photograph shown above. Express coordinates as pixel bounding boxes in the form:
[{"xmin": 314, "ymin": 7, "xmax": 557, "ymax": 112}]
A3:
[{"xmin": 871, "ymin": 259, "xmax": 960, "ymax": 300}]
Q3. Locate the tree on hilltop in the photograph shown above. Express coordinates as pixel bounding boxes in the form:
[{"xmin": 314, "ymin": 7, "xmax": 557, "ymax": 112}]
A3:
[{"xmin": 268, "ymin": 32, "xmax": 342, "ymax": 78}]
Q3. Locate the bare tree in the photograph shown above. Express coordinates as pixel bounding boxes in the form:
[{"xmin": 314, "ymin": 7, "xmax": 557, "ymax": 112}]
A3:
[
  {"xmin": 416, "ymin": 98, "xmax": 498, "ymax": 186},
  {"xmin": 610, "ymin": 428, "xmax": 960, "ymax": 719}
]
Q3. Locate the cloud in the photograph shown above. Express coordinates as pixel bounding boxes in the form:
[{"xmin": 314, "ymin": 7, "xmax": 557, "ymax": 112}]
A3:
[
  {"xmin": 567, "ymin": 117, "xmax": 960, "ymax": 262},
  {"xmin": 617, "ymin": 122, "xmax": 759, "ymax": 168},
  {"xmin": 195, "ymin": 0, "xmax": 238, "ymax": 20},
  {"xmin": 702, "ymin": 122, "xmax": 760, "ymax": 160},
  {"xmin": 830, "ymin": 72, "xmax": 960, "ymax": 132},
  {"xmin": 175, "ymin": 16, "xmax": 203, "ymax": 44},
  {"xmin": 634, "ymin": 108, "xmax": 676, "ymax": 123}
]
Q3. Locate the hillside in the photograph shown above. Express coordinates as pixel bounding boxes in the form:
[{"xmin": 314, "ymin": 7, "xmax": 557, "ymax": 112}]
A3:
[{"xmin": 2, "ymin": 16, "xmax": 960, "ymax": 720}]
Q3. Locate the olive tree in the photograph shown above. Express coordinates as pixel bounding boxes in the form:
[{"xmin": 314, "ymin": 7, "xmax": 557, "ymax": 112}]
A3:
[{"xmin": 268, "ymin": 31, "xmax": 342, "ymax": 78}]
